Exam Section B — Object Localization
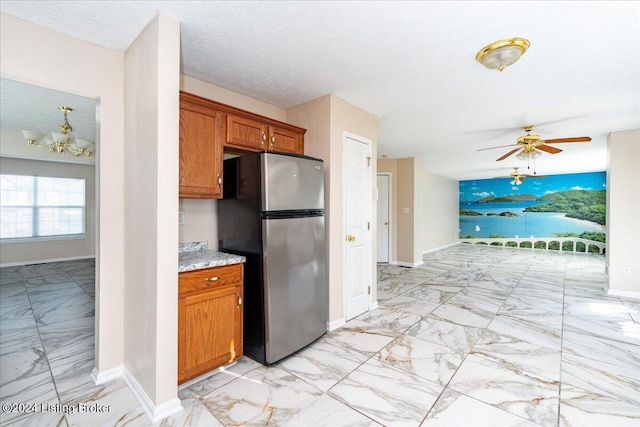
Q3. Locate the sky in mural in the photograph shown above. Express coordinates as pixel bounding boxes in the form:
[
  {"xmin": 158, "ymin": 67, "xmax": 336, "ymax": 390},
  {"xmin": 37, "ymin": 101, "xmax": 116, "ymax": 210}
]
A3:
[{"xmin": 459, "ymin": 171, "xmax": 606, "ymax": 202}]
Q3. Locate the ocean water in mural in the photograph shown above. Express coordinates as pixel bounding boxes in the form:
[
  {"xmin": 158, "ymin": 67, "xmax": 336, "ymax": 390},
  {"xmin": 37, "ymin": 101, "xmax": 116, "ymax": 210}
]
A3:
[{"xmin": 459, "ymin": 172, "xmax": 606, "ymax": 239}]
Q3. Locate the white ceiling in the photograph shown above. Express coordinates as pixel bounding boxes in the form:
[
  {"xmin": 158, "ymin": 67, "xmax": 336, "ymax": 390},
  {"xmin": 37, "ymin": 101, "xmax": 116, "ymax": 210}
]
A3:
[{"xmin": 1, "ymin": 1, "xmax": 638, "ymax": 180}]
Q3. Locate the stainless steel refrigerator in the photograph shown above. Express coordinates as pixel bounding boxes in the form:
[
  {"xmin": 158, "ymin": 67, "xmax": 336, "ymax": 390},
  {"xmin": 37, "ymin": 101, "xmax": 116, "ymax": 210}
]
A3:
[{"xmin": 218, "ymin": 151, "xmax": 327, "ymax": 365}]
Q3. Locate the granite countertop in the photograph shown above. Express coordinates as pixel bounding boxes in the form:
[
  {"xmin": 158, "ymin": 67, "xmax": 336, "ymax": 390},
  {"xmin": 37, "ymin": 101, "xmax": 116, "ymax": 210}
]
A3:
[{"xmin": 179, "ymin": 250, "xmax": 245, "ymax": 273}]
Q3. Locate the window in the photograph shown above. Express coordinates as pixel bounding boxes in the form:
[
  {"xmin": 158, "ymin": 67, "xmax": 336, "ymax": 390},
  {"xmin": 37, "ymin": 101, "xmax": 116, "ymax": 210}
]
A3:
[{"xmin": 0, "ymin": 174, "xmax": 85, "ymax": 239}]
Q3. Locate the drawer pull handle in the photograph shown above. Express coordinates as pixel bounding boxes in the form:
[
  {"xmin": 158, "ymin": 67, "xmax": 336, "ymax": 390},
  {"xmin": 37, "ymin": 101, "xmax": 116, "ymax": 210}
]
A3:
[
  {"xmin": 205, "ymin": 276, "xmax": 219, "ymax": 282},
  {"xmin": 237, "ymin": 293, "xmax": 242, "ymax": 306}
]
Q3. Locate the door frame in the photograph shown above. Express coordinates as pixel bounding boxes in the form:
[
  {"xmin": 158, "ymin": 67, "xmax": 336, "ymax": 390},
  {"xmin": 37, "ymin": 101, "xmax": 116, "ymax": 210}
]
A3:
[
  {"xmin": 377, "ymin": 172, "xmax": 392, "ymax": 264},
  {"xmin": 342, "ymin": 131, "xmax": 374, "ymax": 321}
]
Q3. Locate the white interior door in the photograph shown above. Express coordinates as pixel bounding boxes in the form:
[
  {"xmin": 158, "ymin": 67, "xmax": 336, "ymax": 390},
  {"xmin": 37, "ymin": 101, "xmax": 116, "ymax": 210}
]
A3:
[
  {"xmin": 377, "ymin": 174, "xmax": 390, "ymax": 263},
  {"xmin": 344, "ymin": 134, "xmax": 372, "ymax": 321}
]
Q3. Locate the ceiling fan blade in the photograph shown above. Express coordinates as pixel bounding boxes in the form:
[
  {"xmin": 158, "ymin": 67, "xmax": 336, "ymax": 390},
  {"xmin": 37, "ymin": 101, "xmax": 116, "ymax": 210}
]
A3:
[
  {"xmin": 477, "ymin": 143, "xmax": 518, "ymax": 152},
  {"xmin": 496, "ymin": 148, "xmax": 521, "ymax": 161},
  {"xmin": 543, "ymin": 137, "xmax": 592, "ymax": 143},
  {"xmin": 537, "ymin": 144, "xmax": 563, "ymax": 154}
]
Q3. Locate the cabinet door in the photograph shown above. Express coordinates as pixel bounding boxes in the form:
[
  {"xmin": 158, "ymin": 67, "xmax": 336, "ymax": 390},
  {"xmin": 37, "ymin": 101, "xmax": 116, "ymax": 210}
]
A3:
[
  {"xmin": 178, "ymin": 283, "xmax": 243, "ymax": 384},
  {"xmin": 226, "ymin": 115, "xmax": 268, "ymax": 151},
  {"xmin": 179, "ymin": 106, "xmax": 223, "ymax": 198},
  {"xmin": 268, "ymin": 126, "xmax": 304, "ymax": 154}
]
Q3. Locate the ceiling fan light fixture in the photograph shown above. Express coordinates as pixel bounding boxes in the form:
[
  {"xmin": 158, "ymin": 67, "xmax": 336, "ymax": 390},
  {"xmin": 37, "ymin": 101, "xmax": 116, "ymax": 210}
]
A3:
[
  {"xmin": 476, "ymin": 38, "xmax": 530, "ymax": 72},
  {"xmin": 516, "ymin": 148, "xmax": 542, "ymax": 161}
]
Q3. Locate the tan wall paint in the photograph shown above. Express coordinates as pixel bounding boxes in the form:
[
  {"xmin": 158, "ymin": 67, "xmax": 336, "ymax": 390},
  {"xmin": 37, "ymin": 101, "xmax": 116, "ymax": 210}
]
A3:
[
  {"xmin": 1, "ymin": 12, "xmax": 125, "ymax": 375},
  {"xmin": 123, "ymin": 13, "xmax": 180, "ymax": 406},
  {"xmin": 181, "ymin": 75, "xmax": 286, "ymax": 121},
  {"xmin": 376, "ymin": 159, "xmax": 459, "ymax": 264},
  {"xmin": 606, "ymin": 129, "xmax": 640, "ymax": 296},
  {"xmin": 0, "ymin": 157, "xmax": 96, "ymax": 266},
  {"xmin": 413, "ymin": 158, "xmax": 425, "ymax": 262},
  {"xmin": 395, "ymin": 158, "xmax": 416, "ymax": 265}
]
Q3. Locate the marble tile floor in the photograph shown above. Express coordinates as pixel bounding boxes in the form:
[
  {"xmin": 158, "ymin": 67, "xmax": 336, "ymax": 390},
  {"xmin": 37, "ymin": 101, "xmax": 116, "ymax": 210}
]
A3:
[{"xmin": 1, "ymin": 245, "xmax": 639, "ymax": 426}]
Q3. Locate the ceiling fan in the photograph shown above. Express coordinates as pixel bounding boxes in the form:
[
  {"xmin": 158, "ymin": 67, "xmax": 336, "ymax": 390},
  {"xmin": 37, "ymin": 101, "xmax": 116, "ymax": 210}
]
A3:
[
  {"xmin": 495, "ymin": 167, "xmax": 546, "ymax": 185},
  {"xmin": 479, "ymin": 125, "xmax": 592, "ymax": 161}
]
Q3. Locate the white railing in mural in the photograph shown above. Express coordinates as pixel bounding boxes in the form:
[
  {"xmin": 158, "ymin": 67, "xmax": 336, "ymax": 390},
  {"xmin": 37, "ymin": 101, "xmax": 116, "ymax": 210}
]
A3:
[{"xmin": 458, "ymin": 237, "xmax": 606, "ymax": 254}]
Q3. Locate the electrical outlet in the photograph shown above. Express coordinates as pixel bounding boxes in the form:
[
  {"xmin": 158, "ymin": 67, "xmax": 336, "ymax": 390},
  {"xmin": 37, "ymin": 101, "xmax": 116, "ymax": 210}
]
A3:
[
  {"xmin": 403, "ymin": 207, "xmax": 410, "ymax": 214},
  {"xmin": 178, "ymin": 211, "xmax": 185, "ymax": 225},
  {"xmin": 622, "ymin": 267, "xmax": 631, "ymax": 276}
]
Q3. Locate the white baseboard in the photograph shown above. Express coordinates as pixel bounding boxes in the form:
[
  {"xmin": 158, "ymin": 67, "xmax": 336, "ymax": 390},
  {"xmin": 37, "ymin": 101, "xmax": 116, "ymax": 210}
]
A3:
[
  {"xmin": 91, "ymin": 365, "xmax": 123, "ymax": 385},
  {"xmin": 327, "ymin": 318, "xmax": 346, "ymax": 331},
  {"xmin": 607, "ymin": 288, "xmax": 640, "ymax": 300},
  {"xmin": 422, "ymin": 242, "xmax": 460, "ymax": 255},
  {"xmin": 1, "ymin": 255, "xmax": 95, "ymax": 268},
  {"xmin": 369, "ymin": 300, "xmax": 379, "ymax": 311},
  {"xmin": 122, "ymin": 366, "xmax": 183, "ymax": 423}
]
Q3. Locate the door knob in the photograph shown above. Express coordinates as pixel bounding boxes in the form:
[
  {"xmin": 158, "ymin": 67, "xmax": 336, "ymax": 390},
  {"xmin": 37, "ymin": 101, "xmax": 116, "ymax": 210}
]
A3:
[
  {"xmin": 347, "ymin": 235, "xmax": 356, "ymax": 242},
  {"xmin": 384, "ymin": 222, "xmax": 388, "ymax": 225}
]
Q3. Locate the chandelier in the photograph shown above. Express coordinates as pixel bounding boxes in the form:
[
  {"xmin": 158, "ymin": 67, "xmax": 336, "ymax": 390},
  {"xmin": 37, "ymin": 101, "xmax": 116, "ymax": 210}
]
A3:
[{"xmin": 22, "ymin": 106, "xmax": 94, "ymax": 157}]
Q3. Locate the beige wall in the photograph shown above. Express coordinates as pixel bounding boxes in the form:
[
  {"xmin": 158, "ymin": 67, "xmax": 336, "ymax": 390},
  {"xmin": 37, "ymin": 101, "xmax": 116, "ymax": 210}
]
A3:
[
  {"xmin": 377, "ymin": 158, "xmax": 459, "ymax": 265},
  {"xmin": 606, "ymin": 129, "xmax": 640, "ymax": 296},
  {"xmin": 123, "ymin": 13, "xmax": 181, "ymax": 411},
  {"xmin": 395, "ymin": 158, "xmax": 417, "ymax": 265},
  {"xmin": 1, "ymin": 11, "xmax": 125, "ymax": 378},
  {"xmin": 0, "ymin": 157, "xmax": 96, "ymax": 266},
  {"xmin": 422, "ymin": 170, "xmax": 459, "ymax": 251}
]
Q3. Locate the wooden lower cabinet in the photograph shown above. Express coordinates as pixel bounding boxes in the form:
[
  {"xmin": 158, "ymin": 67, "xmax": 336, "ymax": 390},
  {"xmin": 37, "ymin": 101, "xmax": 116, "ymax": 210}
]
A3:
[{"xmin": 178, "ymin": 264, "xmax": 243, "ymax": 385}]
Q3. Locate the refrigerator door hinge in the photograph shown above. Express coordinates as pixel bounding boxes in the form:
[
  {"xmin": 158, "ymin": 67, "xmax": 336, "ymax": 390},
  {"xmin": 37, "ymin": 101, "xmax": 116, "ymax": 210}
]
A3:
[
  {"xmin": 368, "ymin": 286, "xmax": 371, "ymax": 295},
  {"xmin": 367, "ymin": 221, "xmax": 370, "ymax": 230},
  {"xmin": 367, "ymin": 156, "xmax": 371, "ymax": 167}
]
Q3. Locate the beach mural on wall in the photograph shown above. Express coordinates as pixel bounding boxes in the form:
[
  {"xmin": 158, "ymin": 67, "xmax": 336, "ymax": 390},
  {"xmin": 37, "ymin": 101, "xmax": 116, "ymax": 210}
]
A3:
[{"xmin": 459, "ymin": 171, "xmax": 606, "ymax": 243}]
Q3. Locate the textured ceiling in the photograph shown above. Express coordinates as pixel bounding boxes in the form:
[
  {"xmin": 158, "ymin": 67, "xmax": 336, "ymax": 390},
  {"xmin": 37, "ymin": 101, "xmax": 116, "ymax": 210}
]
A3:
[
  {"xmin": 1, "ymin": 1, "xmax": 638, "ymax": 180},
  {"xmin": 0, "ymin": 79, "xmax": 96, "ymax": 142}
]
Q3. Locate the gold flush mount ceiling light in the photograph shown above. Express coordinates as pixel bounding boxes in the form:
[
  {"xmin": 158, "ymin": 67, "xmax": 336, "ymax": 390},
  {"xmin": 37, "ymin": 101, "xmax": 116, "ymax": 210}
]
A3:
[{"xmin": 476, "ymin": 37, "xmax": 530, "ymax": 72}]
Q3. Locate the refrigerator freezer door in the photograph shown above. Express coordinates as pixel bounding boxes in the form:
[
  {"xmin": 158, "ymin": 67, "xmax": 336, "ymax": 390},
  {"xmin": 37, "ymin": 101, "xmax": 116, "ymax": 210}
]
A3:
[
  {"xmin": 262, "ymin": 215, "xmax": 327, "ymax": 364},
  {"xmin": 261, "ymin": 153, "xmax": 324, "ymax": 212}
]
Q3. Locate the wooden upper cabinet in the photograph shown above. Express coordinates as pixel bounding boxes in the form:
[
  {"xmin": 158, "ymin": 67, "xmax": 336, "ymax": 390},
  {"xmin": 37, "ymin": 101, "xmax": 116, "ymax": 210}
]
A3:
[
  {"xmin": 179, "ymin": 95, "xmax": 224, "ymax": 198},
  {"xmin": 269, "ymin": 126, "xmax": 304, "ymax": 154},
  {"xmin": 226, "ymin": 116, "xmax": 304, "ymax": 154},
  {"xmin": 179, "ymin": 91, "xmax": 307, "ymax": 199},
  {"xmin": 226, "ymin": 115, "xmax": 268, "ymax": 151}
]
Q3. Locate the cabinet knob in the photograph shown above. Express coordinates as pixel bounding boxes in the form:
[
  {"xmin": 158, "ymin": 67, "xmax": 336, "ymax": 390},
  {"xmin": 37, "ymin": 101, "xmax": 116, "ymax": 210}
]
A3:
[
  {"xmin": 217, "ymin": 175, "xmax": 222, "ymax": 186},
  {"xmin": 270, "ymin": 135, "xmax": 275, "ymax": 146},
  {"xmin": 262, "ymin": 133, "xmax": 266, "ymax": 144},
  {"xmin": 204, "ymin": 276, "xmax": 219, "ymax": 282},
  {"xmin": 237, "ymin": 293, "xmax": 242, "ymax": 306},
  {"xmin": 346, "ymin": 235, "xmax": 356, "ymax": 242}
]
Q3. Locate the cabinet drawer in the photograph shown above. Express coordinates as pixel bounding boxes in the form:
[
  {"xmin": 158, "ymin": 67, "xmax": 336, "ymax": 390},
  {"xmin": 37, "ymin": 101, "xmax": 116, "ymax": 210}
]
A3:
[{"xmin": 179, "ymin": 263, "xmax": 243, "ymax": 296}]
